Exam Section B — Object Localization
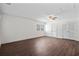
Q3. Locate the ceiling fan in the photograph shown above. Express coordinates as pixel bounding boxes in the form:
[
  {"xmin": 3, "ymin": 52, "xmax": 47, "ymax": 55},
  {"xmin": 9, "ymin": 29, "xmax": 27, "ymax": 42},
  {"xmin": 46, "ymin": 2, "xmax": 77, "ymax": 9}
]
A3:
[{"xmin": 48, "ymin": 15, "xmax": 57, "ymax": 21}]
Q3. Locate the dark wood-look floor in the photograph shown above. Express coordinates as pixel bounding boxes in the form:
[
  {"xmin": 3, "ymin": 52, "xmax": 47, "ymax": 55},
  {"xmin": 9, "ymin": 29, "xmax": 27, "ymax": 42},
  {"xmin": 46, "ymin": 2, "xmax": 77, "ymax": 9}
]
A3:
[{"xmin": 0, "ymin": 36, "xmax": 79, "ymax": 56}]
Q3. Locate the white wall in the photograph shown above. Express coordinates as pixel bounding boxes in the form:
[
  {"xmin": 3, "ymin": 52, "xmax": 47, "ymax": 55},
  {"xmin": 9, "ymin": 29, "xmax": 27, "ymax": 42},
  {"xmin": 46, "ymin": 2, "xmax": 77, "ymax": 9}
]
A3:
[
  {"xmin": 45, "ymin": 20, "xmax": 78, "ymax": 40},
  {"xmin": 0, "ymin": 15, "xmax": 2, "ymax": 46},
  {"xmin": 1, "ymin": 15, "xmax": 79, "ymax": 44},
  {"xmin": 0, "ymin": 4, "xmax": 3, "ymax": 46},
  {"xmin": 74, "ymin": 20, "xmax": 79, "ymax": 41},
  {"xmin": 1, "ymin": 14, "xmax": 45, "ymax": 44}
]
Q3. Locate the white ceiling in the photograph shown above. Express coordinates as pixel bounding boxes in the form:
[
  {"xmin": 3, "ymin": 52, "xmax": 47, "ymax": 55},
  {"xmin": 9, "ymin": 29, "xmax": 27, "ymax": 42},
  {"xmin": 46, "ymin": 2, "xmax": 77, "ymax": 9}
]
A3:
[{"xmin": 2, "ymin": 3, "xmax": 79, "ymax": 22}]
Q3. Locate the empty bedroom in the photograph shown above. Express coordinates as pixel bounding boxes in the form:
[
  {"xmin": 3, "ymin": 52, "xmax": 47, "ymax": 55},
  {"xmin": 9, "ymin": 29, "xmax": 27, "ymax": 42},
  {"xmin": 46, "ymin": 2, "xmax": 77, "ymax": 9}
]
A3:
[{"xmin": 0, "ymin": 3, "xmax": 79, "ymax": 56}]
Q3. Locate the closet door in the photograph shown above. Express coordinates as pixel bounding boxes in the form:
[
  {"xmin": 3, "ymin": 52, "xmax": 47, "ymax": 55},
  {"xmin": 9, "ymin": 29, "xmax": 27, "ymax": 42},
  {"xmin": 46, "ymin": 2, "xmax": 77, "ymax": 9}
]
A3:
[
  {"xmin": 62, "ymin": 23, "xmax": 75, "ymax": 39},
  {"xmin": 51, "ymin": 23, "xmax": 57, "ymax": 37},
  {"xmin": 62, "ymin": 24, "xmax": 69, "ymax": 39},
  {"xmin": 51, "ymin": 22, "xmax": 63, "ymax": 38},
  {"xmin": 57, "ymin": 23, "xmax": 63, "ymax": 38},
  {"xmin": 68, "ymin": 23, "xmax": 75, "ymax": 39}
]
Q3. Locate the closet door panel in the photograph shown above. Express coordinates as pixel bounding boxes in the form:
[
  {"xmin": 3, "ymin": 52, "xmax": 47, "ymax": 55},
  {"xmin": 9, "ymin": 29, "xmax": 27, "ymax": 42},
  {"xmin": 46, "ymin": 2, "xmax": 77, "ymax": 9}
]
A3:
[
  {"xmin": 51, "ymin": 23, "xmax": 57, "ymax": 37},
  {"xmin": 62, "ymin": 23, "xmax": 75, "ymax": 39},
  {"xmin": 57, "ymin": 23, "xmax": 63, "ymax": 38}
]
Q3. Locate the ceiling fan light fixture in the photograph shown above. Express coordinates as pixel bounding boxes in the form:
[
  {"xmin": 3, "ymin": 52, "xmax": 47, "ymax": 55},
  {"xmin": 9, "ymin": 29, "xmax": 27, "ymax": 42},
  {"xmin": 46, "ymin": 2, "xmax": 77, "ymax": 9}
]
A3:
[{"xmin": 48, "ymin": 15, "xmax": 57, "ymax": 21}]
